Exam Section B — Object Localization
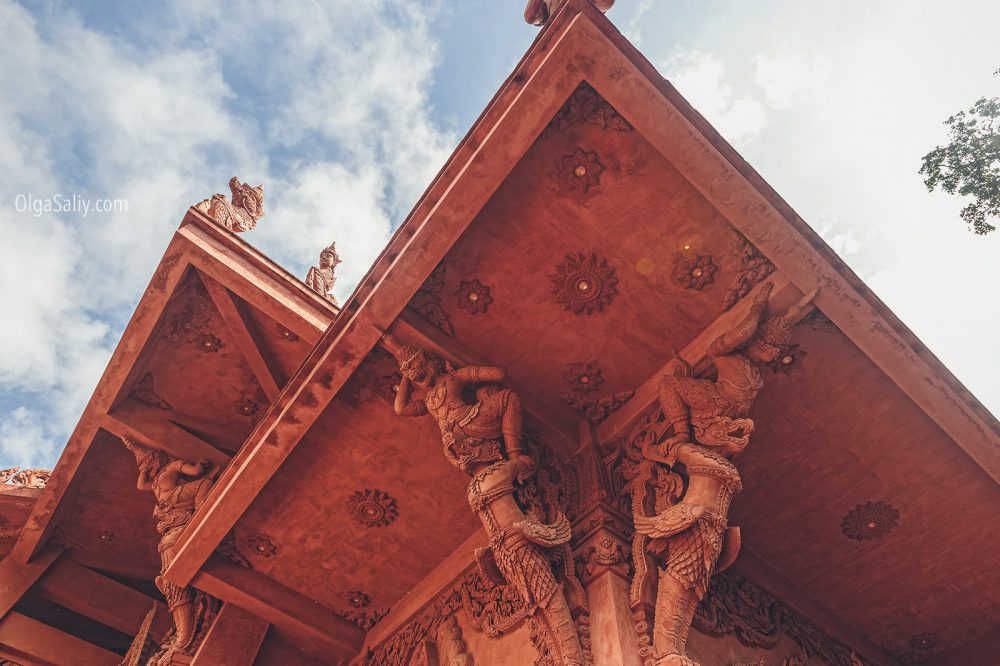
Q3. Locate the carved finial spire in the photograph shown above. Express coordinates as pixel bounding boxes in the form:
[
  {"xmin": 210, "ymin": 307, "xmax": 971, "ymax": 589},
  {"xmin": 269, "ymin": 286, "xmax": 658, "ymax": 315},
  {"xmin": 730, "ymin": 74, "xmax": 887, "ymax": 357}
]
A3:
[
  {"xmin": 305, "ymin": 241, "xmax": 342, "ymax": 306},
  {"xmin": 524, "ymin": 0, "xmax": 613, "ymax": 26},
  {"xmin": 194, "ymin": 176, "xmax": 265, "ymax": 232}
]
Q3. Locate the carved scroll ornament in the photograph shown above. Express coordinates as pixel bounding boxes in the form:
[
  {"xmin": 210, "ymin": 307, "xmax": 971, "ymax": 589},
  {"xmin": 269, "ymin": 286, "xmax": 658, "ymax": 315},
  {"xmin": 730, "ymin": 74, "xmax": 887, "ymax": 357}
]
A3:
[{"xmin": 624, "ymin": 284, "xmax": 817, "ymax": 666}]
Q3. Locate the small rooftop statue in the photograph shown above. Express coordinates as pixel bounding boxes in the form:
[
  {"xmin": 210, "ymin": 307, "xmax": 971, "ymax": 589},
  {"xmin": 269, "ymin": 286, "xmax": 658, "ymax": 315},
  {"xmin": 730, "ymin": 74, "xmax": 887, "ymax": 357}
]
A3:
[
  {"xmin": 305, "ymin": 242, "xmax": 342, "ymax": 306},
  {"xmin": 195, "ymin": 176, "xmax": 264, "ymax": 232},
  {"xmin": 0, "ymin": 467, "xmax": 50, "ymax": 489},
  {"xmin": 524, "ymin": 0, "xmax": 613, "ymax": 25}
]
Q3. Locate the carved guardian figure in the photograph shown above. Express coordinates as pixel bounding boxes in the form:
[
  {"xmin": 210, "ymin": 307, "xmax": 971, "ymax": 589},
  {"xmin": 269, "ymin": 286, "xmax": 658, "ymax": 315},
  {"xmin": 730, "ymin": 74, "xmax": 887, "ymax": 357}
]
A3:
[
  {"xmin": 305, "ymin": 242, "xmax": 342, "ymax": 306},
  {"xmin": 383, "ymin": 334, "xmax": 585, "ymax": 666},
  {"xmin": 628, "ymin": 283, "xmax": 816, "ymax": 666},
  {"xmin": 195, "ymin": 176, "xmax": 264, "ymax": 232},
  {"xmin": 122, "ymin": 438, "xmax": 219, "ymax": 664}
]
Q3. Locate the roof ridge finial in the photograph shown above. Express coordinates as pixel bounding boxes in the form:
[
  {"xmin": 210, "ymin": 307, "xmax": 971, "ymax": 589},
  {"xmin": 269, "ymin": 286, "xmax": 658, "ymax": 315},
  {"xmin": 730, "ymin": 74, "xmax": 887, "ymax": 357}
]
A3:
[{"xmin": 524, "ymin": 0, "xmax": 613, "ymax": 26}]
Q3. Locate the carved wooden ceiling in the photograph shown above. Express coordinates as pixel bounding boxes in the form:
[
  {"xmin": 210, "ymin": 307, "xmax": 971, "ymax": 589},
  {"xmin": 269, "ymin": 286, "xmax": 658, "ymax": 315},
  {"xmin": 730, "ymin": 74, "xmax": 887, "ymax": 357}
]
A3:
[{"xmin": 6, "ymin": 2, "xmax": 999, "ymax": 664}]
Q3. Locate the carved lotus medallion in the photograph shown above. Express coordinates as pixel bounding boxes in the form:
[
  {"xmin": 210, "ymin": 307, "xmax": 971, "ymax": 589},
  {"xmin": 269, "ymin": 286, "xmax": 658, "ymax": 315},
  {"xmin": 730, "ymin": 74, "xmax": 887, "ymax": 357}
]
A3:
[
  {"xmin": 455, "ymin": 279, "xmax": 493, "ymax": 315},
  {"xmin": 557, "ymin": 148, "xmax": 603, "ymax": 193},
  {"xmin": 550, "ymin": 252, "xmax": 619, "ymax": 315},
  {"xmin": 674, "ymin": 255, "xmax": 717, "ymax": 290},
  {"xmin": 347, "ymin": 488, "xmax": 399, "ymax": 528},
  {"xmin": 841, "ymin": 501, "xmax": 899, "ymax": 540}
]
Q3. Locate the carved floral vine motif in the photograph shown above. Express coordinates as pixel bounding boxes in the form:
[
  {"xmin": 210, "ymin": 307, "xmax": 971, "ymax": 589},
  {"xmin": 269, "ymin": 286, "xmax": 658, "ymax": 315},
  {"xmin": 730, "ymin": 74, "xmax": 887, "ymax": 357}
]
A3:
[
  {"xmin": 550, "ymin": 252, "xmax": 619, "ymax": 315},
  {"xmin": 347, "ymin": 489, "xmax": 399, "ymax": 528},
  {"xmin": 344, "ymin": 590, "xmax": 370, "ymax": 608},
  {"xmin": 194, "ymin": 177, "xmax": 264, "ymax": 233},
  {"xmin": 168, "ymin": 300, "xmax": 211, "ymax": 342},
  {"xmin": 247, "ymin": 535, "xmax": 277, "ymax": 558},
  {"xmin": 410, "ymin": 263, "xmax": 455, "ymax": 336},
  {"xmin": 195, "ymin": 332, "xmax": 224, "ymax": 353},
  {"xmin": 723, "ymin": 233, "xmax": 775, "ymax": 311},
  {"xmin": 129, "ymin": 372, "xmax": 173, "ymax": 410},
  {"xmin": 561, "ymin": 361, "xmax": 604, "ymax": 397},
  {"xmin": 767, "ymin": 344, "xmax": 807, "ymax": 375},
  {"xmin": 557, "ymin": 148, "xmax": 603, "ymax": 193},
  {"xmin": 694, "ymin": 571, "xmax": 871, "ymax": 666},
  {"xmin": 840, "ymin": 501, "xmax": 900, "ymax": 541},
  {"xmin": 305, "ymin": 242, "xmax": 342, "ymax": 306},
  {"xmin": 455, "ymin": 279, "xmax": 494, "ymax": 315},
  {"xmin": 541, "ymin": 82, "xmax": 633, "ymax": 136},
  {"xmin": 276, "ymin": 325, "xmax": 300, "ymax": 342},
  {"xmin": 674, "ymin": 255, "xmax": 718, "ymax": 290},
  {"xmin": 215, "ymin": 532, "xmax": 251, "ymax": 569},
  {"xmin": 560, "ymin": 390, "xmax": 635, "ymax": 426},
  {"xmin": 893, "ymin": 633, "xmax": 940, "ymax": 664},
  {"xmin": 233, "ymin": 394, "xmax": 261, "ymax": 418},
  {"xmin": 335, "ymin": 607, "xmax": 390, "ymax": 632}
]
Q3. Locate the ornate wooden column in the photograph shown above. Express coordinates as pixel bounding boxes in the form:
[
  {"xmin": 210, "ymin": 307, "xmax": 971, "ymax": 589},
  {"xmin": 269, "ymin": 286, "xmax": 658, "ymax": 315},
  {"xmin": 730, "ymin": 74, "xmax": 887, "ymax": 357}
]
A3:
[{"xmin": 569, "ymin": 427, "xmax": 641, "ymax": 666}]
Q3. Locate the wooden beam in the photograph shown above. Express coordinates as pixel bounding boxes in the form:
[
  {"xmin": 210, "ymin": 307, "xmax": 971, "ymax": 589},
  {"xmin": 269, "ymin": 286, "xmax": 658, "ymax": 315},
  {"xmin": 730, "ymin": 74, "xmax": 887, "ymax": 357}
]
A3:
[
  {"xmin": 596, "ymin": 274, "xmax": 809, "ymax": 444},
  {"xmin": 0, "ymin": 547, "xmax": 62, "ymax": 620},
  {"xmin": 65, "ymin": 552, "xmax": 161, "ymax": 582},
  {"xmin": 191, "ymin": 556, "xmax": 363, "ymax": 658},
  {"xmin": 0, "ymin": 611, "xmax": 119, "ymax": 666},
  {"xmin": 34, "ymin": 558, "xmax": 171, "ymax": 641},
  {"xmin": 102, "ymin": 403, "xmax": 230, "ymax": 469},
  {"xmin": 190, "ymin": 602, "xmax": 269, "ymax": 666},
  {"xmin": 201, "ymin": 271, "xmax": 282, "ymax": 401}
]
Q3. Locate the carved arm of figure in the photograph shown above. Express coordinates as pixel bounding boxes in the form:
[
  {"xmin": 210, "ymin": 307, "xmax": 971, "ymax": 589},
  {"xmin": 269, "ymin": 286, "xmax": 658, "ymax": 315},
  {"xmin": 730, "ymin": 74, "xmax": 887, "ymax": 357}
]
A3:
[
  {"xmin": 452, "ymin": 365, "xmax": 506, "ymax": 385},
  {"xmin": 708, "ymin": 281, "xmax": 773, "ymax": 358},
  {"xmin": 393, "ymin": 375, "xmax": 428, "ymax": 417}
]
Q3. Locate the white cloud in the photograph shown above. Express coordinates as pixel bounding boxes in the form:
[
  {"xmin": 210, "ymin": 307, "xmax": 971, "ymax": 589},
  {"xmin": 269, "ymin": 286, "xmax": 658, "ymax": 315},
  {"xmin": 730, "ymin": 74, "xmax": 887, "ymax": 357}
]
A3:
[
  {"xmin": 661, "ymin": 50, "xmax": 769, "ymax": 144},
  {"xmin": 0, "ymin": 0, "xmax": 454, "ymax": 467}
]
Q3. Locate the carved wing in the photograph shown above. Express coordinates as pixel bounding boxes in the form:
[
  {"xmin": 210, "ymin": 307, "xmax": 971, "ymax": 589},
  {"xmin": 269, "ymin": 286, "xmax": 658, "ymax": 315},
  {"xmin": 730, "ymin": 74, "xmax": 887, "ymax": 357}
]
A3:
[
  {"xmin": 633, "ymin": 502, "xmax": 704, "ymax": 539},
  {"xmin": 516, "ymin": 511, "xmax": 572, "ymax": 547}
]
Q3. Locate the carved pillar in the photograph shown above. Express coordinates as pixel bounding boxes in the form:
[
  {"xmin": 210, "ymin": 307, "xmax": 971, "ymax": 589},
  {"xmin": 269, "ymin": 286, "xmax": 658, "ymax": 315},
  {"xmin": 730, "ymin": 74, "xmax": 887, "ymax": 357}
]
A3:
[{"xmin": 569, "ymin": 426, "xmax": 641, "ymax": 666}]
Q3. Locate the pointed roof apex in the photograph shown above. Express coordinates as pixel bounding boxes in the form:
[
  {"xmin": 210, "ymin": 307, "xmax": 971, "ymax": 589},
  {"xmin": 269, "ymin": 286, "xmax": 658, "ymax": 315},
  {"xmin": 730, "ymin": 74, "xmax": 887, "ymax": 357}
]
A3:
[{"xmin": 524, "ymin": 0, "xmax": 613, "ymax": 26}]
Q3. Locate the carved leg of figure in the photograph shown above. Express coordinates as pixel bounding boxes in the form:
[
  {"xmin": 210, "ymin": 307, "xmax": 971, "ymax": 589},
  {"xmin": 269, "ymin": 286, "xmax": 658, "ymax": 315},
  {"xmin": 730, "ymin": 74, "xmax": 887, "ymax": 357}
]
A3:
[
  {"xmin": 658, "ymin": 376, "xmax": 693, "ymax": 438},
  {"xmin": 535, "ymin": 589, "xmax": 585, "ymax": 666},
  {"xmin": 501, "ymin": 390, "xmax": 524, "ymax": 457},
  {"xmin": 651, "ymin": 574, "xmax": 700, "ymax": 666}
]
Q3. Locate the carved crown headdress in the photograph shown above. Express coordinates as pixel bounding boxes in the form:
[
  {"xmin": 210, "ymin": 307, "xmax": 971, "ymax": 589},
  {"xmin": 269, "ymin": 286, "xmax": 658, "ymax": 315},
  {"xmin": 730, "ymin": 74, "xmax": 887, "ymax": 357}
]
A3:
[
  {"xmin": 319, "ymin": 242, "xmax": 342, "ymax": 266},
  {"xmin": 381, "ymin": 334, "xmax": 446, "ymax": 374},
  {"xmin": 122, "ymin": 437, "xmax": 168, "ymax": 475}
]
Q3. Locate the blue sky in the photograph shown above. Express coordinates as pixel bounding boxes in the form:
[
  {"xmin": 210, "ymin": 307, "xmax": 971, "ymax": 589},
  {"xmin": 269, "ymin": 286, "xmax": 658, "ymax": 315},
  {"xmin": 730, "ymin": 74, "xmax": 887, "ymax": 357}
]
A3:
[{"xmin": 1, "ymin": 0, "xmax": 998, "ymax": 469}]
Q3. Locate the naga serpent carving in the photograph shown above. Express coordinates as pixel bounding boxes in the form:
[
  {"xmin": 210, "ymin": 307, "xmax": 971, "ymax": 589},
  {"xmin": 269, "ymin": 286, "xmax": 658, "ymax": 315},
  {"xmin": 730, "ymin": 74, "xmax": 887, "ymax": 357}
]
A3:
[
  {"xmin": 384, "ymin": 334, "xmax": 585, "ymax": 665},
  {"xmin": 627, "ymin": 282, "xmax": 816, "ymax": 666},
  {"xmin": 194, "ymin": 176, "xmax": 264, "ymax": 232}
]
